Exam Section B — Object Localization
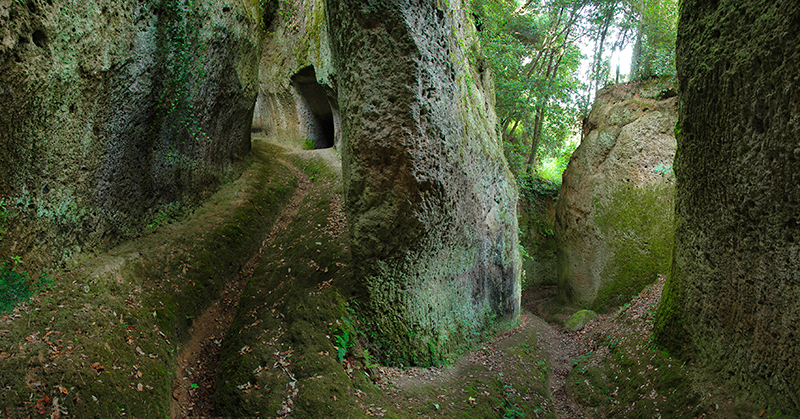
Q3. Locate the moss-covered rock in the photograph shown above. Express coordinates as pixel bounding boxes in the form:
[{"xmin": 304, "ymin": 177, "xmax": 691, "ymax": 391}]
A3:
[
  {"xmin": 518, "ymin": 187, "xmax": 559, "ymax": 288},
  {"xmin": 555, "ymin": 79, "xmax": 677, "ymax": 311},
  {"xmin": 654, "ymin": 0, "xmax": 800, "ymax": 413},
  {"xmin": 0, "ymin": 0, "xmax": 264, "ymax": 272},
  {"xmin": 326, "ymin": 0, "xmax": 520, "ymax": 366},
  {"xmin": 565, "ymin": 309, "xmax": 596, "ymax": 332}
]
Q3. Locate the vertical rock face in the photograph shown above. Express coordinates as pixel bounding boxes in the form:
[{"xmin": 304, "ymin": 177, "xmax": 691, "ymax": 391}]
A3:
[
  {"xmin": 326, "ymin": 0, "xmax": 520, "ymax": 365},
  {"xmin": 0, "ymin": 0, "xmax": 263, "ymax": 267},
  {"xmin": 251, "ymin": 0, "xmax": 340, "ymax": 149},
  {"xmin": 556, "ymin": 80, "xmax": 677, "ymax": 310},
  {"xmin": 655, "ymin": 1, "xmax": 800, "ymax": 412}
]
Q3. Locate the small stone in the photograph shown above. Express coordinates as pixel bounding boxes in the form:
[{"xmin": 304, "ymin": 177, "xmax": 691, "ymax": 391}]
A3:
[{"xmin": 565, "ymin": 310, "xmax": 597, "ymax": 332}]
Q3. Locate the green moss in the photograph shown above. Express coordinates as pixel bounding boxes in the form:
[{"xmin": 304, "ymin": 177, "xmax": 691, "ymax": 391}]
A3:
[
  {"xmin": 653, "ymin": 263, "xmax": 688, "ymax": 354},
  {"xmin": 565, "ymin": 309, "xmax": 597, "ymax": 332},
  {"xmin": 592, "ymin": 183, "xmax": 674, "ymax": 312},
  {"xmin": 214, "ymin": 153, "xmax": 355, "ymax": 415},
  {"xmin": 569, "ymin": 327, "xmax": 698, "ymax": 418},
  {"xmin": 0, "ymin": 141, "xmax": 296, "ymax": 417}
]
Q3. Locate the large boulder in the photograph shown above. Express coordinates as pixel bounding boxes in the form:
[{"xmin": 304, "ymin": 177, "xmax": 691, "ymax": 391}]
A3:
[
  {"xmin": 326, "ymin": 0, "xmax": 520, "ymax": 365},
  {"xmin": 556, "ymin": 79, "xmax": 677, "ymax": 310},
  {"xmin": 655, "ymin": 0, "xmax": 800, "ymax": 413},
  {"xmin": 0, "ymin": 0, "xmax": 264, "ymax": 269}
]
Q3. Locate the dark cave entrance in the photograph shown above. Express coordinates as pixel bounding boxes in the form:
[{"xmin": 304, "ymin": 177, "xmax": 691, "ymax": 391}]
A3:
[{"xmin": 291, "ymin": 66, "xmax": 336, "ymax": 149}]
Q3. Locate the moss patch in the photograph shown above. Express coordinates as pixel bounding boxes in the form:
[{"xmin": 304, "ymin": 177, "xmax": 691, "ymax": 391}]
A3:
[
  {"xmin": 565, "ymin": 309, "xmax": 597, "ymax": 332},
  {"xmin": 592, "ymin": 183, "xmax": 674, "ymax": 312},
  {"xmin": 213, "ymin": 155, "xmax": 359, "ymax": 416},
  {"xmin": 568, "ymin": 280, "xmax": 699, "ymax": 418}
]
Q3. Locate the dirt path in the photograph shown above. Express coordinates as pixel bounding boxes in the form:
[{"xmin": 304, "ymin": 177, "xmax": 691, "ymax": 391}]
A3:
[
  {"xmin": 170, "ymin": 157, "xmax": 313, "ymax": 418},
  {"xmin": 373, "ymin": 285, "xmax": 604, "ymax": 419},
  {"xmin": 531, "ymin": 316, "xmax": 587, "ymax": 418}
]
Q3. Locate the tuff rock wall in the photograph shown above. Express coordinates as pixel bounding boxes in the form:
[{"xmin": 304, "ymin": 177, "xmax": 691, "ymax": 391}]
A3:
[
  {"xmin": 655, "ymin": 0, "xmax": 800, "ymax": 412},
  {"xmin": 0, "ymin": 0, "xmax": 264, "ymax": 269},
  {"xmin": 556, "ymin": 79, "xmax": 677, "ymax": 310},
  {"xmin": 326, "ymin": 0, "xmax": 520, "ymax": 365},
  {"xmin": 251, "ymin": 0, "xmax": 340, "ymax": 150}
]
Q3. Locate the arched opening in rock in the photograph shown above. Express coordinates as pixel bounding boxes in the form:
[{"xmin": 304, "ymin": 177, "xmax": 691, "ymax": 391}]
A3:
[{"xmin": 291, "ymin": 66, "xmax": 336, "ymax": 149}]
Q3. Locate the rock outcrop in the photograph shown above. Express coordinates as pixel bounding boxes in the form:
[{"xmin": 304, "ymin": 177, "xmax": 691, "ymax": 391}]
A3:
[
  {"xmin": 655, "ymin": 0, "xmax": 800, "ymax": 413},
  {"xmin": 0, "ymin": 0, "xmax": 264, "ymax": 269},
  {"xmin": 326, "ymin": 0, "xmax": 520, "ymax": 365},
  {"xmin": 556, "ymin": 79, "xmax": 677, "ymax": 310}
]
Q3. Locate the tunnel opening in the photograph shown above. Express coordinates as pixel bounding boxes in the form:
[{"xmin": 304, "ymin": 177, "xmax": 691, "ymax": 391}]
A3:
[{"xmin": 291, "ymin": 65, "xmax": 336, "ymax": 149}]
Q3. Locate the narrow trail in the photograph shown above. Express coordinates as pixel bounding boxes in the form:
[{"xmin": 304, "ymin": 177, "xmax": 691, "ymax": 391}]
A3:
[
  {"xmin": 525, "ymin": 287, "xmax": 591, "ymax": 419},
  {"xmin": 170, "ymin": 157, "xmax": 313, "ymax": 418},
  {"xmin": 531, "ymin": 316, "xmax": 587, "ymax": 418}
]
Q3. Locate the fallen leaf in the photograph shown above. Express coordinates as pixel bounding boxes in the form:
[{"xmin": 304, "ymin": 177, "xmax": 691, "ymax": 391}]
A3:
[
  {"xmin": 0, "ymin": 352, "xmax": 10, "ymax": 359},
  {"xmin": 91, "ymin": 362, "xmax": 105, "ymax": 374},
  {"xmin": 137, "ymin": 383, "xmax": 143, "ymax": 392}
]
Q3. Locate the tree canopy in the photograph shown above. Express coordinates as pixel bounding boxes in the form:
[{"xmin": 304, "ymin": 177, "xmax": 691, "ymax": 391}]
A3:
[{"xmin": 472, "ymin": 0, "xmax": 677, "ymax": 188}]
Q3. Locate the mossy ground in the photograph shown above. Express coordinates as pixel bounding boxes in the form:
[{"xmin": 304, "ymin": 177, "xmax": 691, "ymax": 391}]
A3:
[
  {"xmin": 0, "ymin": 139, "xmax": 295, "ymax": 418},
  {"xmin": 2, "ymin": 134, "xmax": 769, "ymax": 418},
  {"xmin": 0, "ymin": 136, "xmax": 552, "ymax": 418}
]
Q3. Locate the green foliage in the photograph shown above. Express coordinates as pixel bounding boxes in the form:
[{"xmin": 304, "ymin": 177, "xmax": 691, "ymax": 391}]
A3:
[
  {"xmin": 474, "ymin": 0, "xmax": 584, "ymax": 179},
  {"xmin": 0, "ymin": 258, "xmax": 51, "ymax": 314},
  {"xmin": 630, "ymin": 0, "xmax": 678, "ymax": 79},
  {"xmin": 0, "ymin": 262, "xmax": 30, "ymax": 313},
  {"xmin": 303, "ymin": 137, "xmax": 315, "ymax": 150},
  {"xmin": 517, "ymin": 171, "xmax": 560, "ymax": 206},
  {"xmin": 334, "ymin": 331, "xmax": 352, "ymax": 362},
  {"xmin": 153, "ymin": 0, "xmax": 210, "ymax": 144},
  {"xmin": 332, "ymin": 314, "xmax": 357, "ymax": 363},
  {"xmin": 653, "ymin": 162, "xmax": 673, "ymax": 178},
  {"xmin": 148, "ymin": 202, "xmax": 183, "ymax": 229},
  {"xmin": 0, "ymin": 199, "xmax": 11, "ymax": 239}
]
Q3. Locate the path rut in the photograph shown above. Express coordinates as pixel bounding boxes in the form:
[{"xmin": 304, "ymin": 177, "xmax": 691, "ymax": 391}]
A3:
[{"xmin": 170, "ymin": 157, "xmax": 312, "ymax": 418}]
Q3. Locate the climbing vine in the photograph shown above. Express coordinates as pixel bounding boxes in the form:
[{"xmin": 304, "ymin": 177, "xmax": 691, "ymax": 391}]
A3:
[{"xmin": 153, "ymin": 0, "xmax": 211, "ymax": 143}]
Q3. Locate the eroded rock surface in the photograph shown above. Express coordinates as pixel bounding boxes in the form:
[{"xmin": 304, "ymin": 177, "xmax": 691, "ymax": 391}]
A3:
[
  {"xmin": 0, "ymin": 0, "xmax": 264, "ymax": 268},
  {"xmin": 556, "ymin": 79, "xmax": 677, "ymax": 310},
  {"xmin": 327, "ymin": 0, "xmax": 520, "ymax": 365},
  {"xmin": 655, "ymin": 0, "xmax": 800, "ymax": 412}
]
